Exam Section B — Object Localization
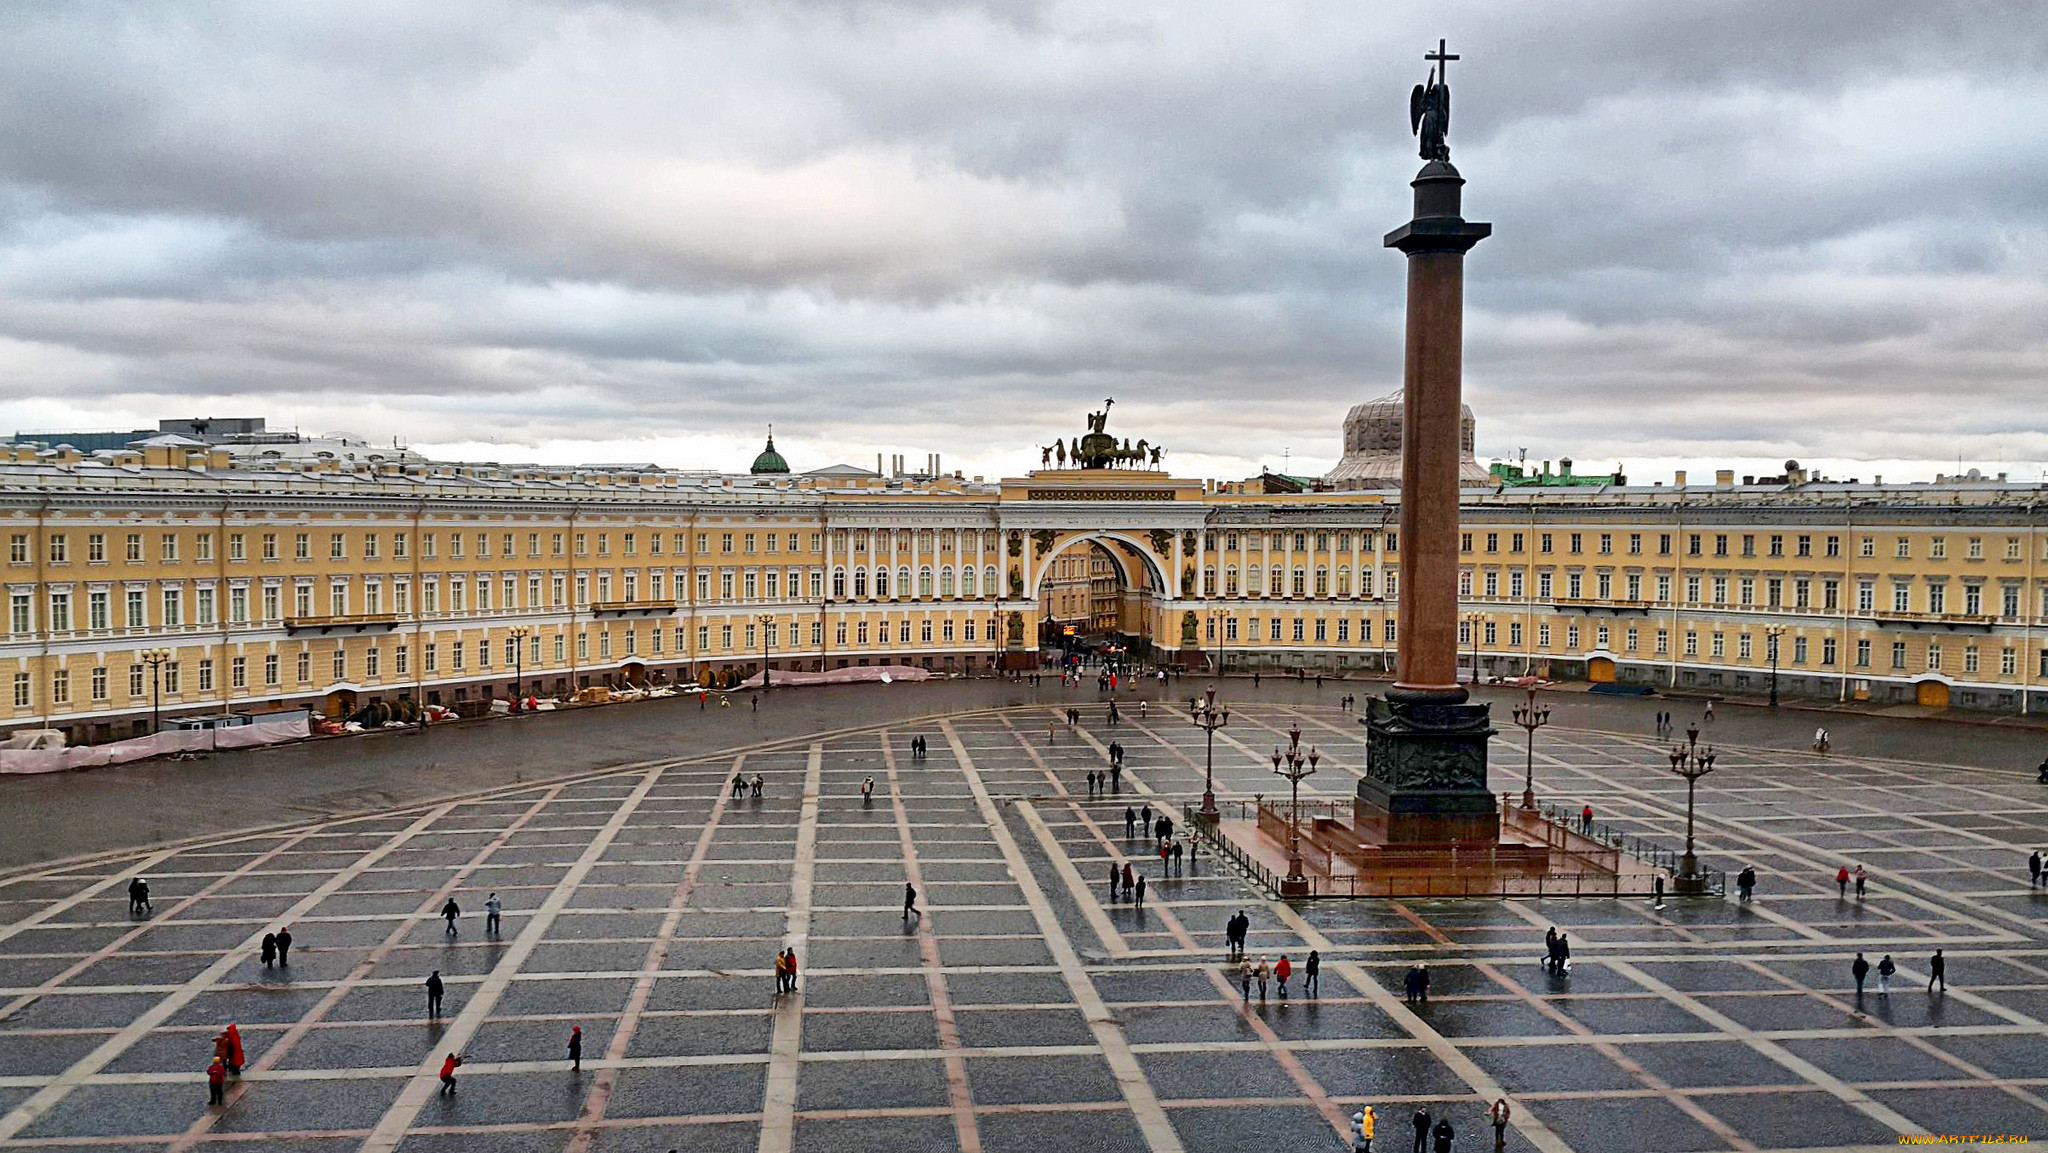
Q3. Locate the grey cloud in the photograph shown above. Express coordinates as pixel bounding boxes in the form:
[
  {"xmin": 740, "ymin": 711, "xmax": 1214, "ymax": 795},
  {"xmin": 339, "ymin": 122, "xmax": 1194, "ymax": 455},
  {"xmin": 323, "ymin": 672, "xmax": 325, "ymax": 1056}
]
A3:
[{"xmin": 0, "ymin": 0, "xmax": 2041, "ymax": 481}]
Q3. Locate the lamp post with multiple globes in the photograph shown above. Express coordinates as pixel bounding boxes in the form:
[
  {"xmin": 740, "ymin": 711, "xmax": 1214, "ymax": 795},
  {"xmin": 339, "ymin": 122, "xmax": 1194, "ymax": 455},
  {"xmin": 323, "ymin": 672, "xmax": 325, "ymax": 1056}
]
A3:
[
  {"xmin": 1510, "ymin": 686, "xmax": 1551, "ymax": 810},
  {"xmin": 508, "ymin": 626, "xmax": 530, "ymax": 710},
  {"xmin": 1763, "ymin": 624, "xmax": 1786, "ymax": 709},
  {"xmin": 140, "ymin": 647, "xmax": 172, "ymax": 733},
  {"xmin": 1270, "ymin": 722, "xmax": 1319, "ymax": 896},
  {"xmin": 1190, "ymin": 686, "xmax": 1229, "ymax": 824},
  {"xmin": 1667, "ymin": 723, "xmax": 1717, "ymax": 892}
]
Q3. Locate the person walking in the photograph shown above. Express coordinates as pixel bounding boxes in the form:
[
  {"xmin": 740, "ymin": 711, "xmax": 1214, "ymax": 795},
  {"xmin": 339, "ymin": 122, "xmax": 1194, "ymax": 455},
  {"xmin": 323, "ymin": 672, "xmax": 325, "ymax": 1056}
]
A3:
[
  {"xmin": 1928, "ymin": 948, "xmax": 1946, "ymax": 992},
  {"xmin": 1737, "ymin": 866, "xmax": 1755, "ymax": 902},
  {"xmin": 1134, "ymin": 873, "xmax": 1146, "ymax": 908},
  {"xmin": 127, "ymin": 877, "xmax": 151, "ymax": 916},
  {"xmin": 784, "ymin": 948, "xmax": 799, "ymax": 993},
  {"xmin": 1238, "ymin": 956, "xmax": 1253, "ymax": 1002},
  {"xmin": 751, "ymin": 773, "xmax": 764, "ymax": 797},
  {"xmin": 2031, "ymin": 850, "xmax": 2042, "ymax": 888},
  {"xmin": 1305, "ymin": 949, "xmax": 1320, "ymax": 997},
  {"xmin": 1835, "ymin": 865, "xmax": 1850, "ymax": 898},
  {"xmin": 438, "ymin": 1052, "xmax": 462, "ymax": 1095},
  {"xmin": 274, "ymin": 926, "xmax": 292, "ymax": 966},
  {"xmin": 1852, "ymin": 952, "xmax": 1870, "ymax": 996},
  {"xmin": 1431, "ymin": 1116, "xmax": 1455, "ymax": 1153},
  {"xmin": 441, "ymin": 897, "xmax": 461, "ymax": 935},
  {"xmin": 1403, "ymin": 965, "xmax": 1420, "ymax": 1004},
  {"xmin": 1653, "ymin": 873, "xmax": 1666, "ymax": 910},
  {"xmin": 1108, "ymin": 861, "xmax": 1120, "ymax": 901},
  {"xmin": 1411, "ymin": 1108, "xmax": 1430, "ymax": 1153},
  {"xmin": 1122, "ymin": 862, "xmax": 1135, "ymax": 897},
  {"xmin": 568, "ymin": 1024, "xmax": 582, "ymax": 1071},
  {"xmin": 1125, "ymin": 807, "xmax": 1138, "ymax": 838},
  {"xmin": 1417, "ymin": 963, "xmax": 1432, "ymax": 1002},
  {"xmin": 1275, "ymin": 954, "xmax": 1292, "ymax": 1000},
  {"xmin": 484, "ymin": 893, "xmax": 502, "ymax": 937},
  {"xmin": 903, "ymin": 882, "xmax": 919, "ymax": 921},
  {"xmin": 1355, "ymin": 1105, "xmax": 1376, "ymax": 1152},
  {"xmin": 1877, "ymin": 954, "xmax": 1895, "ymax": 995},
  {"xmin": 1254, "ymin": 956, "xmax": 1269, "ymax": 1002},
  {"xmin": 1140, "ymin": 803, "xmax": 1152, "ymax": 833},
  {"xmin": 1488, "ymin": 1098, "xmax": 1511, "ymax": 1150},
  {"xmin": 1580, "ymin": 804, "xmax": 1593, "ymax": 833},
  {"xmin": 207, "ymin": 1055, "xmax": 227, "ymax": 1106},
  {"xmin": 773, "ymin": 950, "xmax": 788, "ymax": 994},
  {"xmin": 260, "ymin": 932, "xmax": 278, "ymax": 968},
  {"xmin": 732, "ymin": 771, "xmax": 746, "ymax": 798},
  {"xmin": 861, "ymin": 777, "xmax": 875, "ymax": 804},
  {"xmin": 223, "ymin": 1023, "xmax": 246, "ymax": 1076},
  {"xmin": 1172, "ymin": 840, "xmax": 1185, "ymax": 874},
  {"xmin": 425, "ymin": 970, "xmax": 445, "ymax": 1016},
  {"xmin": 1853, "ymin": 864, "xmax": 1868, "ymax": 898},
  {"xmin": 1552, "ymin": 938, "xmax": 1568, "ymax": 976}
]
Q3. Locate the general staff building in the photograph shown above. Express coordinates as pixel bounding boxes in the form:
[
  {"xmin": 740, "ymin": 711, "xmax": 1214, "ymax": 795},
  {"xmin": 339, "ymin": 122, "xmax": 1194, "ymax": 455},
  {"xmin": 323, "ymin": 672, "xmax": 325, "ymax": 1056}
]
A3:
[{"xmin": 3, "ymin": 407, "xmax": 2046, "ymax": 744}]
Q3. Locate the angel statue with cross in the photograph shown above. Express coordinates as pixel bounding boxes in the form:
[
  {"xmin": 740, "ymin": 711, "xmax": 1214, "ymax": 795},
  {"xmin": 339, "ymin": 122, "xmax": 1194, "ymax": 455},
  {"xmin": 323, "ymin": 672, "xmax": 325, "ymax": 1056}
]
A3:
[{"xmin": 1410, "ymin": 39, "xmax": 1456, "ymax": 163}]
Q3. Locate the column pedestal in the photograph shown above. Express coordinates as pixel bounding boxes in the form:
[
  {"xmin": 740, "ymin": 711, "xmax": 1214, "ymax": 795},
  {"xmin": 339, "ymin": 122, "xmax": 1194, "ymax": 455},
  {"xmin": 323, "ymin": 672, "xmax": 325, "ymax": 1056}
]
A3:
[{"xmin": 1356, "ymin": 694, "xmax": 1499, "ymax": 845}]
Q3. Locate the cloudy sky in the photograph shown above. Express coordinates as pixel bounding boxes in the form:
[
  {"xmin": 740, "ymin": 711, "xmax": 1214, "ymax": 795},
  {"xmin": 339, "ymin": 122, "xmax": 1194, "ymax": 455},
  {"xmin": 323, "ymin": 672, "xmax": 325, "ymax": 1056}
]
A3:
[{"xmin": 0, "ymin": 1, "xmax": 2043, "ymax": 483}]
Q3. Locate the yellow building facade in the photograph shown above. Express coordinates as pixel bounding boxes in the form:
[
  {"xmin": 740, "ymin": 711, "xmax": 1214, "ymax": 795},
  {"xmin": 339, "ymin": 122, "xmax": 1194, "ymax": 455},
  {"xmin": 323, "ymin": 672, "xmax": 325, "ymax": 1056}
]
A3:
[{"xmin": 3, "ymin": 444, "xmax": 2047, "ymax": 742}]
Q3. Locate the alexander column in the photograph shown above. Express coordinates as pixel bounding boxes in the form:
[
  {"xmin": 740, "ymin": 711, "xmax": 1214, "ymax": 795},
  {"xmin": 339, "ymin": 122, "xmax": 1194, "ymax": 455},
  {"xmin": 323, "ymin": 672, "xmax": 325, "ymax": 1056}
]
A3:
[{"xmin": 1357, "ymin": 40, "xmax": 1500, "ymax": 845}]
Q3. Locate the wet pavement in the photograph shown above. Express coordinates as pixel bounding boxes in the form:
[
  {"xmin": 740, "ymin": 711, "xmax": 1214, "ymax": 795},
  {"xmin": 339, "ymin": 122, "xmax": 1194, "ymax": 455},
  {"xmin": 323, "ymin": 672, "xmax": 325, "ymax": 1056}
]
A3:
[{"xmin": 2, "ymin": 686, "xmax": 2048, "ymax": 1150}]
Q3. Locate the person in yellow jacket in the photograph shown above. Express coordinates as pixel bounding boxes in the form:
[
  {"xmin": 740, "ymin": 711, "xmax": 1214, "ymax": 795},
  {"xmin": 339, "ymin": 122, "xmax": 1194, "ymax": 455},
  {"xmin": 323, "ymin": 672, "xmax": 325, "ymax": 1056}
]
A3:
[{"xmin": 1351, "ymin": 1104, "xmax": 1375, "ymax": 1151}]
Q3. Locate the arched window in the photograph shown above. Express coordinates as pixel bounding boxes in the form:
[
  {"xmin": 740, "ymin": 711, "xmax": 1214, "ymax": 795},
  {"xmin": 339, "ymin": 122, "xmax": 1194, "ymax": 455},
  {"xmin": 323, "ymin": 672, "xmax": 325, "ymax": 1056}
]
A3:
[
  {"xmin": 1336, "ymin": 566, "xmax": 1351, "ymax": 597},
  {"xmin": 1291, "ymin": 568, "xmax": 1307, "ymax": 597},
  {"xmin": 854, "ymin": 568, "xmax": 869, "ymax": 597},
  {"xmin": 833, "ymin": 566, "xmax": 846, "ymax": 599},
  {"xmin": 1314, "ymin": 567, "xmax": 1328, "ymax": 597},
  {"xmin": 919, "ymin": 566, "xmax": 934, "ymax": 597},
  {"xmin": 1269, "ymin": 567, "xmax": 1284, "ymax": 597},
  {"xmin": 939, "ymin": 567, "xmax": 955, "ymax": 597},
  {"xmin": 898, "ymin": 567, "xmax": 912, "ymax": 599},
  {"xmin": 961, "ymin": 567, "xmax": 976, "ymax": 596},
  {"xmin": 874, "ymin": 567, "xmax": 889, "ymax": 598},
  {"xmin": 1203, "ymin": 566, "xmax": 1216, "ymax": 596},
  {"xmin": 1246, "ymin": 567, "xmax": 1262, "ymax": 596},
  {"xmin": 1225, "ymin": 566, "xmax": 1240, "ymax": 596},
  {"xmin": 984, "ymin": 565, "xmax": 998, "ymax": 596}
]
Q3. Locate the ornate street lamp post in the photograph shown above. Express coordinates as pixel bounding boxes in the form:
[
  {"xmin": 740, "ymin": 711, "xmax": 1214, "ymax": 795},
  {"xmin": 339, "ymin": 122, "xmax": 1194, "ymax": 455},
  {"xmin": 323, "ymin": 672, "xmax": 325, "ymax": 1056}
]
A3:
[
  {"xmin": 1191, "ymin": 686, "xmax": 1229, "ymax": 823},
  {"xmin": 1270, "ymin": 722, "xmax": 1319, "ymax": 896},
  {"xmin": 1510, "ymin": 686, "xmax": 1551, "ymax": 810},
  {"xmin": 1462, "ymin": 611, "xmax": 1484, "ymax": 685},
  {"xmin": 1667, "ymin": 723, "xmax": 1717, "ymax": 892},
  {"xmin": 1763, "ymin": 624, "xmax": 1786, "ymax": 709},
  {"xmin": 757, "ymin": 613, "xmax": 775, "ymax": 690},
  {"xmin": 140, "ymin": 647, "xmax": 172, "ymax": 733},
  {"xmin": 508, "ymin": 626, "xmax": 529, "ymax": 710},
  {"xmin": 1207, "ymin": 607, "xmax": 1228, "ymax": 675}
]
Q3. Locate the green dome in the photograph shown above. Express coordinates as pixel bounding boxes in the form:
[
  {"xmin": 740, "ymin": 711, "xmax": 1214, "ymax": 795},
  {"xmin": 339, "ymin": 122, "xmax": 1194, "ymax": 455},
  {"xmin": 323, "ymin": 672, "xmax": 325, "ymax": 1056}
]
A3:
[{"xmin": 750, "ymin": 433, "xmax": 790, "ymax": 475}]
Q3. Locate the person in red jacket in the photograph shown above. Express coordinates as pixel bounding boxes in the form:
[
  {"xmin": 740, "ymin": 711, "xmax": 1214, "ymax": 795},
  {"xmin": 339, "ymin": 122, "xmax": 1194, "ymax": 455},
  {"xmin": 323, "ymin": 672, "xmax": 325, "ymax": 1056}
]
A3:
[
  {"xmin": 223, "ymin": 1023, "xmax": 244, "ymax": 1076},
  {"xmin": 438, "ymin": 1052, "xmax": 462, "ymax": 1095},
  {"xmin": 1836, "ymin": 865, "xmax": 1850, "ymax": 898},
  {"xmin": 1274, "ymin": 955, "xmax": 1293, "ymax": 1000},
  {"xmin": 206, "ymin": 1057, "xmax": 226, "ymax": 1106}
]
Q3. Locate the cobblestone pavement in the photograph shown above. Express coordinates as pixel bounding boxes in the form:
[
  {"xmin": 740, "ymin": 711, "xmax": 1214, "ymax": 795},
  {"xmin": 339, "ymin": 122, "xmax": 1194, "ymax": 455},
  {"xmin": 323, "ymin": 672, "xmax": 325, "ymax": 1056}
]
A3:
[{"xmin": 3, "ymin": 699, "xmax": 2047, "ymax": 1152}]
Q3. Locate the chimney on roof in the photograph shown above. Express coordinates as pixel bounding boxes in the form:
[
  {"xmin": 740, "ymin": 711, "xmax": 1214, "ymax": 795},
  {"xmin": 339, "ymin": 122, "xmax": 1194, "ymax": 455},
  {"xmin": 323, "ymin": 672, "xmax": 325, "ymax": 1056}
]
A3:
[
  {"xmin": 1673, "ymin": 469, "xmax": 1687, "ymax": 486},
  {"xmin": 1715, "ymin": 469, "xmax": 1734, "ymax": 486}
]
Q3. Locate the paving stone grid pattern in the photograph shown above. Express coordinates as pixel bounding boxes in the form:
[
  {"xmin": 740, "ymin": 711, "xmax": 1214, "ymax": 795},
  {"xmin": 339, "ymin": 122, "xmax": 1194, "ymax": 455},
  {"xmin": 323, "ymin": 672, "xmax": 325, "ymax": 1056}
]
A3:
[{"xmin": 2, "ymin": 702, "xmax": 2047, "ymax": 1152}]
